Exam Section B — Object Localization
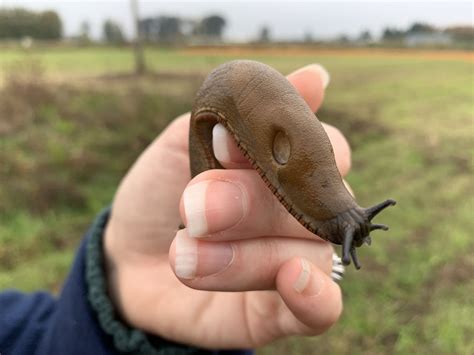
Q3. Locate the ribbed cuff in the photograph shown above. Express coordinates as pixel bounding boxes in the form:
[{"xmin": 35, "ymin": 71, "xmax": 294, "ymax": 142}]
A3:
[{"xmin": 85, "ymin": 208, "xmax": 198, "ymax": 354}]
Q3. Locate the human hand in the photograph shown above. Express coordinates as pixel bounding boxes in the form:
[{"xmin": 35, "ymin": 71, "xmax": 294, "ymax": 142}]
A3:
[{"xmin": 104, "ymin": 63, "xmax": 351, "ymax": 349}]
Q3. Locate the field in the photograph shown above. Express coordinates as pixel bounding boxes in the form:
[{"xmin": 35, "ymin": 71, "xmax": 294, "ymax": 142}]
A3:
[{"xmin": 1, "ymin": 46, "xmax": 473, "ymax": 354}]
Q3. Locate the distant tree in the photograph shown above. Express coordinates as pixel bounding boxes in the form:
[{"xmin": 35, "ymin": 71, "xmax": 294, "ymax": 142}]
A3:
[
  {"xmin": 103, "ymin": 19, "xmax": 125, "ymax": 44},
  {"xmin": 0, "ymin": 8, "xmax": 62, "ymax": 39},
  {"xmin": 139, "ymin": 16, "xmax": 182, "ymax": 42},
  {"xmin": 304, "ymin": 31, "xmax": 314, "ymax": 43},
  {"xmin": 157, "ymin": 16, "xmax": 182, "ymax": 41},
  {"xmin": 407, "ymin": 22, "xmax": 436, "ymax": 34},
  {"xmin": 444, "ymin": 26, "xmax": 474, "ymax": 41},
  {"xmin": 196, "ymin": 15, "xmax": 226, "ymax": 39},
  {"xmin": 0, "ymin": 9, "xmax": 29, "ymax": 38},
  {"xmin": 258, "ymin": 26, "xmax": 271, "ymax": 43},
  {"xmin": 382, "ymin": 27, "xmax": 404, "ymax": 41},
  {"xmin": 139, "ymin": 18, "xmax": 155, "ymax": 41},
  {"xmin": 337, "ymin": 34, "xmax": 350, "ymax": 43},
  {"xmin": 79, "ymin": 21, "xmax": 91, "ymax": 42},
  {"xmin": 359, "ymin": 30, "xmax": 372, "ymax": 42},
  {"xmin": 37, "ymin": 10, "xmax": 62, "ymax": 39}
]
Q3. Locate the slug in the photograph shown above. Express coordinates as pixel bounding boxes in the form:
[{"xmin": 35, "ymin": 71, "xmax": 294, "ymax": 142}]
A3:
[{"xmin": 189, "ymin": 60, "xmax": 396, "ymax": 269}]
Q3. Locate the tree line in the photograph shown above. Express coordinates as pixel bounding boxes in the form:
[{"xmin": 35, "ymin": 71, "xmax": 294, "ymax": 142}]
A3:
[
  {"xmin": 0, "ymin": 7, "xmax": 472, "ymax": 47},
  {"xmin": 0, "ymin": 8, "xmax": 226, "ymax": 44},
  {"xmin": 0, "ymin": 8, "xmax": 61, "ymax": 39},
  {"xmin": 382, "ymin": 22, "xmax": 473, "ymax": 42},
  {"xmin": 139, "ymin": 15, "xmax": 226, "ymax": 43}
]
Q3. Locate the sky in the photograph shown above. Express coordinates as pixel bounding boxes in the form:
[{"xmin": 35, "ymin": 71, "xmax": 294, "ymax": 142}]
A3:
[{"xmin": 1, "ymin": 1, "xmax": 472, "ymax": 41}]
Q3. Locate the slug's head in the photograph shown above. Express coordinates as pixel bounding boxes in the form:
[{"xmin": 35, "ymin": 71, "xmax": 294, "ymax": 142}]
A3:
[{"xmin": 320, "ymin": 199, "xmax": 396, "ymax": 269}]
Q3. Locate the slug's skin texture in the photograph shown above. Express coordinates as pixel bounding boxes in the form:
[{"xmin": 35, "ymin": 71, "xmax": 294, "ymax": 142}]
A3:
[{"xmin": 189, "ymin": 60, "xmax": 395, "ymax": 269}]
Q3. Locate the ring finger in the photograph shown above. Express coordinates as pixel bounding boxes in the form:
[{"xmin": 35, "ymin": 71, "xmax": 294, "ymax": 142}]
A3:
[{"xmin": 169, "ymin": 229, "xmax": 334, "ymax": 290}]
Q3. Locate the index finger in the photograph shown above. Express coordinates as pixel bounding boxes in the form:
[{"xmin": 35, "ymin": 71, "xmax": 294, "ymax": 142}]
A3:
[{"xmin": 286, "ymin": 63, "xmax": 330, "ymax": 113}]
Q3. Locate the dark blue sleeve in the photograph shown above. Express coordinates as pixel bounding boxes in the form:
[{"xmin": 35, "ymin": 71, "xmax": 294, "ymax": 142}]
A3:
[
  {"xmin": 0, "ymin": 230, "xmax": 116, "ymax": 354},
  {"xmin": 0, "ymin": 210, "xmax": 254, "ymax": 355}
]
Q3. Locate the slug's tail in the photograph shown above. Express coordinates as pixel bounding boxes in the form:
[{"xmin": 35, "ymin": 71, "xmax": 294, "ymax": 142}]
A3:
[{"xmin": 341, "ymin": 199, "xmax": 397, "ymax": 270}]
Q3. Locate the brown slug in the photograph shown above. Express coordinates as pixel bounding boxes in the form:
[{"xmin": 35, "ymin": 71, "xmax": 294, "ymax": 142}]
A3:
[{"xmin": 189, "ymin": 60, "xmax": 396, "ymax": 269}]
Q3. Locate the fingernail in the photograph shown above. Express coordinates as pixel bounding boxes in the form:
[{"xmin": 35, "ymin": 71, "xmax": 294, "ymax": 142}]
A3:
[
  {"xmin": 174, "ymin": 229, "xmax": 198, "ymax": 279},
  {"xmin": 291, "ymin": 64, "xmax": 330, "ymax": 89},
  {"xmin": 174, "ymin": 230, "xmax": 234, "ymax": 279},
  {"xmin": 184, "ymin": 181, "xmax": 210, "ymax": 238},
  {"xmin": 213, "ymin": 123, "xmax": 231, "ymax": 162},
  {"xmin": 184, "ymin": 180, "xmax": 245, "ymax": 238},
  {"xmin": 343, "ymin": 179, "xmax": 355, "ymax": 197},
  {"xmin": 310, "ymin": 64, "xmax": 330, "ymax": 89},
  {"xmin": 293, "ymin": 258, "xmax": 324, "ymax": 296}
]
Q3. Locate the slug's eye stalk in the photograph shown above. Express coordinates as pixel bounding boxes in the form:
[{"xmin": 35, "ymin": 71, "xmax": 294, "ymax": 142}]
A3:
[
  {"xmin": 341, "ymin": 199, "xmax": 396, "ymax": 270},
  {"xmin": 365, "ymin": 199, "xmax": 397, "ymax": 221}
]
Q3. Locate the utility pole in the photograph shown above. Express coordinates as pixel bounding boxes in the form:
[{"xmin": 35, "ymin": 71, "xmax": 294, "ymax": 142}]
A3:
[{"xmin": 130, "ymin": 0, "xmax": 146, "ymax": 75}]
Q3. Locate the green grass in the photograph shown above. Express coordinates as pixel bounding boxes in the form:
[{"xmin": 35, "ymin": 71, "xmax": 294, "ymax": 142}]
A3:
[{"xmin": 0, "ymin": 46, "xmax": 473, "ymax": 354}]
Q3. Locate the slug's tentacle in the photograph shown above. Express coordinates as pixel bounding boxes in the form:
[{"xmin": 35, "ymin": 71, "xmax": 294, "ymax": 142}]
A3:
[
  {"xmin": 339, "ymin": 205, "xmax": 394, "ymax": 268},
  {"xmin": 342, "ymin": 228, "xmax": 354, "ymax": 266},
  {"xmin": 370, "ymin": 223, "xmax": 389, "ymax": 231},
  {"xmin": 364, "ymin": 199, "xmax": 397, "ymax": 221},
  {"xmin": 350, "ymin": 247, "xmax": 361, "ymax": 270}
]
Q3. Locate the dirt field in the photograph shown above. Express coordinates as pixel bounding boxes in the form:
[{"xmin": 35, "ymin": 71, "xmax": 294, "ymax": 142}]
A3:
[{"xmin": 182, "ymin": 45, "xmax": 474, "ymax": 62}]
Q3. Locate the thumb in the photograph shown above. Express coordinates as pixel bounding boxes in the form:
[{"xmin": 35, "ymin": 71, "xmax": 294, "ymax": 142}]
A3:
[
  {"xmin": 275, "ymin": 257, "xmax": 343, "ymax": 336},
  {"xmin": 109, "ymin": 113, "xmax": 191, "ymax": 251}
]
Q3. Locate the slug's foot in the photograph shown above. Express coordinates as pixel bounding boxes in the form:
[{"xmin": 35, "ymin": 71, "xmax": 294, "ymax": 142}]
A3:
[{"xmin": 341, "ymin": 199, "xmax": 396, "ymax": 269}]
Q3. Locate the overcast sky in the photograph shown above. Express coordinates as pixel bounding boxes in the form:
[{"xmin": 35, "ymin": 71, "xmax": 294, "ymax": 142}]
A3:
[{"xmin": 1, "ymin": 1, "xmax": 472, "ymax": 41}]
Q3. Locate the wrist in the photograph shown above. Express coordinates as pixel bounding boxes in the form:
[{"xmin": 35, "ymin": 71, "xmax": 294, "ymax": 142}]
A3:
[
  {"xmin": 102, "ymin": 220, "xmax": 123, "ymax": 320},
  {"xmin": 86, "ymin": 208, "xmax": 197, "ymax": 354}
]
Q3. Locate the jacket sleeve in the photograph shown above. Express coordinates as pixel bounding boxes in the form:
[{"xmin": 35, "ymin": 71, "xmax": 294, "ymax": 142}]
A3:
[
  {"xmin": 0, "ymin": 208, "xmax": 254, "ymax": 355},
  {"xmin": 0, "ymin": 209, "xmax": 117, "ymax": 355}
]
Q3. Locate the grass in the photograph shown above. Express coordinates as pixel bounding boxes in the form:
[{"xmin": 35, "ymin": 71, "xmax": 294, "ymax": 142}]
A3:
[{"xmin": 0, "ymin": 46, "xmax": 473, "ymax": 354}]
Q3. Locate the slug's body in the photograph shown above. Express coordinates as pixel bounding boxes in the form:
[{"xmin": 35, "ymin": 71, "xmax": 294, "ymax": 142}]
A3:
[{"xmin": 189, "ymin": 60, "xmax": 395, "ymax": 269}]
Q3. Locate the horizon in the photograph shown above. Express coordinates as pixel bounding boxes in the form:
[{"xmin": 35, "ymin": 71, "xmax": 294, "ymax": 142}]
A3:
[{"xmin": 0, "ymin": 1, "xmax": 472, "ymax": 41}]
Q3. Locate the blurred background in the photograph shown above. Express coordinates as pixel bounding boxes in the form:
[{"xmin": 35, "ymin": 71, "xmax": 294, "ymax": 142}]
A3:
[{"xmin": 0, "ymin": 1, "xmax": 472, "ymax": 354}]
